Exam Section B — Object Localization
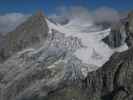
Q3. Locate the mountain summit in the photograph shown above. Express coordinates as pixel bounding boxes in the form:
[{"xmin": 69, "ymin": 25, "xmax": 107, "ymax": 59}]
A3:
[{"xmin": 0, "ymin": 11, "xmax": 49, "ymax": 62}]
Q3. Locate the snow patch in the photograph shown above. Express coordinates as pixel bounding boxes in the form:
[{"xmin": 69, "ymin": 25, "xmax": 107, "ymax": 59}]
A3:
[{"xmin": 17, "ymin": 48, "xmax": 35, "ymax": 55}]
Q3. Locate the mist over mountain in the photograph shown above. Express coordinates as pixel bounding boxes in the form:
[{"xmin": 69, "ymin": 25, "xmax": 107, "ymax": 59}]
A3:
[
  {"xmin": 0, "ymin": 6, "xmax": 124, "ymax": 33},
  {"xmin": 0, "ymin": 13, "xmax": 30, "ymax": 34},
  {"xmin": 0, "ymin": 5, "xmax": 132, "ymax": 100}
]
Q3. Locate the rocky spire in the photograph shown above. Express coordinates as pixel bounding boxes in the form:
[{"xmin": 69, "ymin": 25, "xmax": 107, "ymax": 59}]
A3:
[{"xmin": 0, "ymin": 11, "xmax": 49, "ymax": 62}]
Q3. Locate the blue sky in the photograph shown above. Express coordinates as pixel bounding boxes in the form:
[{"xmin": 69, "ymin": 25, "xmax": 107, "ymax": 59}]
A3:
[{"xmin": 0, "ymin": 0, "xmax": 132, "ymax": 14}]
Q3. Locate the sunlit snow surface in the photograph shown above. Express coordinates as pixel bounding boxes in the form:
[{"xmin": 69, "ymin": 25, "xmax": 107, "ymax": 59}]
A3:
[{"xmin": 46, "ymin": 18, "xmax": 128, "ymax": 67}]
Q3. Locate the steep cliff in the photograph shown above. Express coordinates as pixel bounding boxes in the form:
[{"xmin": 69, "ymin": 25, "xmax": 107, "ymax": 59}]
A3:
[
  {"xmin": 102, "ymin": 11, "xmax": 133, "ymax": 49},
  {"xmin": 0, "ymin": 11, "xmax": 49, "ymax": 62}
]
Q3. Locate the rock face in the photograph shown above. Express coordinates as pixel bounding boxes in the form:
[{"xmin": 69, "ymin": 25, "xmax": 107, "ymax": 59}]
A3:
[
  {"xmin": 104, "ymin": 11, "xmax": 133, "ymax": 48},
  {"xmin": 1, "ymin": 39, "xmax": 133, "ymax": 100},
  {"xmin": 103, "ymin": 11, "xmax": 133, "ymax": 49},
  {"xmin": 0, "ymin": 11, "xmax": 133, "ymax": 100},
  {"xmin": 128, "ymin": 11, "xmax": 133, "ymax": 34},
  {"xmin": 0, "ymin": 34, "xmax": 6, "ymax": 61},
  {"xmin": 0, "ymin": 11, "xmax": 49, "ymax": 62},
  {"xmin": 103, "ymin": 22, "xmax": 126, "ymax": 48},
  {"xmin": 46, "ymin": 48, "xmax": 133, "ymax": 100},
  {"xmin": 125, "ymin": 11, "xmax": 133, "ymax": 47}
]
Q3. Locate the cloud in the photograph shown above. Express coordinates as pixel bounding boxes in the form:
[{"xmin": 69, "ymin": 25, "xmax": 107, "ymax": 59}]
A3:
[
  {"xmin": 0, "ymin": 13, "xmax": 30, "ymax": 34},
  {"xmin": 49, "ymin": 6, "xmax": 121, "ymax": 25},
  {"xmin": 0, "ymin": 7, "xmax": 121, "ymax": 34},
  {"xmin": 49, "ymin": 6, "xmax": 94, "ymax": 25},
  {"xmin": 93, "ymin": 7, "xmax": 121, "ymax": 24}
]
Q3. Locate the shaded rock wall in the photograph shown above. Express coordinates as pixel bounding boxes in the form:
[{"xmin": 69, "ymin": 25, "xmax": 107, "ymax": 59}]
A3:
[
  {"xmin": 45, "ymin": 47, "xmax": 133, "ymax": 100},
  {"xmin": 125, "ymin": 11, "xmax": 133, "ymax": 47},
  {"xmin": 0, "ymin": 11, "xmax": 49, "ymax": 62},
  {"xmin": 103, "ymin": 11, "xmax": 133, "ymax": 49}
]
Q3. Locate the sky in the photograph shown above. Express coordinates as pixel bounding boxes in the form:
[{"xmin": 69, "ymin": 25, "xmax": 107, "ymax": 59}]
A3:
[{"xmin": 0, "ymin": 0, "xmax": 132, "ymax": 14}]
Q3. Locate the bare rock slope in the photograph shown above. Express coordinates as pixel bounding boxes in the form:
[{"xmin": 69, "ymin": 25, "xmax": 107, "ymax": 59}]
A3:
[{"xmin": 0, "ymin": 11, "xmax": 49, "ymax": 62}]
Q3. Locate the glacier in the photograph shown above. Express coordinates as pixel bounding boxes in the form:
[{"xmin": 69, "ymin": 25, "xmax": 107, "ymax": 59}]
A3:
[
  {"xmin": 9, "ymin": 16, "xmax": 128, "ymax": 79},
  {"xmin": 46, "ymin": 17, "xmax": 128, "ymax": 75}
]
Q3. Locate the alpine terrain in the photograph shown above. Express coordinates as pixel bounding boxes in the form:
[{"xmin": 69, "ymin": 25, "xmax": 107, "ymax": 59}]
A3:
[{"xmin": 0, "ymin": 10, "xmax": 132, "ymax": 100}]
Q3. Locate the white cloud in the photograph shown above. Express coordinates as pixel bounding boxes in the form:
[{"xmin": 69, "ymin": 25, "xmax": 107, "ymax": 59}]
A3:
[
  {"xmin": 50, "ymin": 6, "xmax": 121, "ymax": 25},
  {"xmin": 0, "ymin": 7, "xmax": 121, "ymax": 34},
  {"xmin": 93, "ymin": 7, "xmax": 121, "ymax": 23},
  {"xmin": 0, "ymin": 13, "xmax": 30, "ymax": 33},
  {"xmin": 50, "ymin": 6, "xmax": 94, "ymax": 25}
]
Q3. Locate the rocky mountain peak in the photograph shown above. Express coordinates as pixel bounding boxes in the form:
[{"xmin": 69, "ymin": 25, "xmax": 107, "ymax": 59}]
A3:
[
  {"xmin": 31, "ymin": 10, "xmax": 47, "ymax": 22},
  {"xmin": 128, "ymin": 11, "xmax": 133, "ymax": 18},
  {"xmin": 0, "ymin": 11, "xmax": 49, "ymax": 62},
  {"xmin": 35, "ymin": 10, "xmax": 46, "ymax": 17}
]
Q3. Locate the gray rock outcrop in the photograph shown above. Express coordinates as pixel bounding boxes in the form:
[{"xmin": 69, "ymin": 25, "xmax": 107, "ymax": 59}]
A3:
[
  {"xmin": 0, "ymin": 11, "xmax": 49, "ymax": 62},
  {"xmin": 103, "ymin": 22, "xmax": 126, "ymax": 48},
  {"xmin": 102, "ymin": 11, "xmax": 133, "ymax": 49},
  {"xmin": 125, "ymin": 11, "xmax": 133, "ymax": 47}
]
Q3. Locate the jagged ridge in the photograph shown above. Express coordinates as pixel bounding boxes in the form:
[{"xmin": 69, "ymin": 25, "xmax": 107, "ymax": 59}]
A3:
[{"xmin": 0, "ymin": 11, "xmax": 49, "ymax": 62}]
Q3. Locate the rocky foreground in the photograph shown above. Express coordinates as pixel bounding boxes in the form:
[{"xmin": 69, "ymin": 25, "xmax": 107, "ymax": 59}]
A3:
[{"xmin": 0, "ymin": 11, "xmax": 132, "ymax": 100}]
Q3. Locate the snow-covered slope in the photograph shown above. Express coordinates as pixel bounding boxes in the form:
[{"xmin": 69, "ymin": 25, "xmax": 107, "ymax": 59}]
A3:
[
  {"xmin": 2, "ymin": 15, "xmax": 128, "ymax": 80},
  {"xmin": 46, "ymin": 18, "xmax": 128, "ymax": 67}
]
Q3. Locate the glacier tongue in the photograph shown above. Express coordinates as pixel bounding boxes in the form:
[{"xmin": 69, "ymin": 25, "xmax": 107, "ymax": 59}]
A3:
[{"xmin": 46, "ymin": 18, "xmax": 128, "ymax": 68}]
